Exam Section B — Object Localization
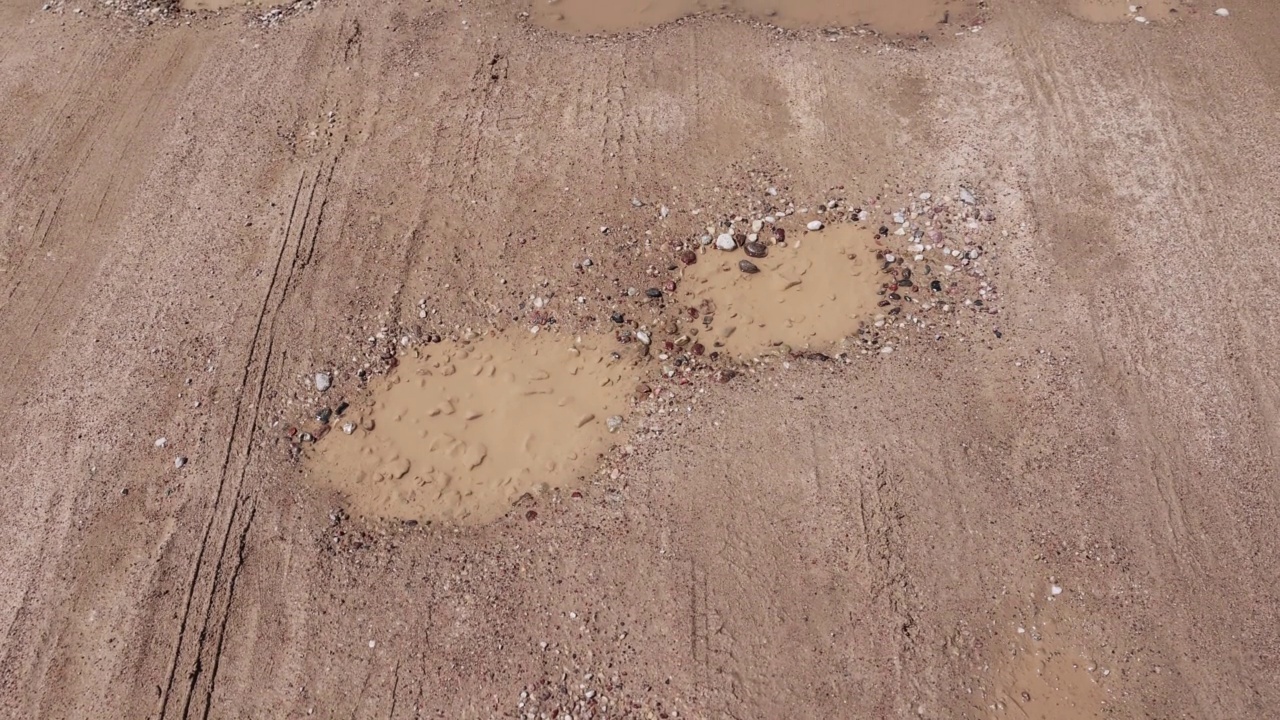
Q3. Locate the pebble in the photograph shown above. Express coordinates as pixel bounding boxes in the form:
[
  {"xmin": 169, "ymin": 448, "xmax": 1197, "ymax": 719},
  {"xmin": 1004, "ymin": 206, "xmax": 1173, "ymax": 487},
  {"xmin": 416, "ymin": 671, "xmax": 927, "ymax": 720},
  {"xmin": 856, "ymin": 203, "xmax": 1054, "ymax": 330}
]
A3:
[
  {"xmin": 342, "ymin": 422, "xmax": 356, "ymax": 435},
  {"xmin": 606, "ymin": 415, "xmax": 623, "ymax": 433},
  {"xmin": 715, "ymin": 233, "xmax": 736, "ymax": 251},
  {"xmin": 744, "ymin": 241, "xmax": 768, "ymax": 258},
  {"xmin": 659, "ymin": 205, "xmax": 670, "ymax": 219},
  {"xmin": 806, "ymin": 220, "xmax": 824, "ymax": 231},
  {"xmin": 678, "ymin": 249, "xmax": 698, "ymax": 265},
  {"xmin": 315, "ymin": 372, "xmax": 332, "ymax": 392},
  {"xmin": 893, "ymin": 212, "xmax": 905, "ymax": 224},
  {"xmin": 645, "ymin": 288, "xmax": 663, "ymax": 298},
  {"xmin": 636, "ymin": 331, "xmax": 651, "ymax": 345},
  {"xmin": 1215, "ymin": 7, "xmax": 1229, "ymax": 16},
  {"xmin": 155, "ymin": 437, "xmax": 167, "ymax": 448},
  {"xmin": 174, "ymin": 456, "xmax": 187, "ymax": 468},
  {"xmin": 738, "ymin": 260, "xmax": 760, "ymax": 274},
  {"xmin": 959, "ymin": 187, "xmax": 977, "ymax": 205}
]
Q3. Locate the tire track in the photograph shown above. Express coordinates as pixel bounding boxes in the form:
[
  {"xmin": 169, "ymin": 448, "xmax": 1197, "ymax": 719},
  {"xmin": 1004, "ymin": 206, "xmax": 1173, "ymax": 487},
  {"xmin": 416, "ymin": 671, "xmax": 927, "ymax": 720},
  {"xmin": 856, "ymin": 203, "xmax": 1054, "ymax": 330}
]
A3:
[{"xmin": 157, "ymin": 170, "xmax": 310, "ymax": 720}]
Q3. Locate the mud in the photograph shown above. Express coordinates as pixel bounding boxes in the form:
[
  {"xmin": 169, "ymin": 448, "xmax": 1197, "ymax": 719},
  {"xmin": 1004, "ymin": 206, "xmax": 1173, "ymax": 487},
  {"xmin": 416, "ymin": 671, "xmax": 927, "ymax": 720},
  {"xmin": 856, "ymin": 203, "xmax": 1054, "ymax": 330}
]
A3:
[
  {"xmin": 681, "ymin": 222, "xmax": 881, "ymax": 358},
  {"xmin": 531, "ymin": 0, "xmax": 980, "ymax": 35},
  {"xmin": 309, "ymin": 335, "xmax": 635, "ymax": 523}
]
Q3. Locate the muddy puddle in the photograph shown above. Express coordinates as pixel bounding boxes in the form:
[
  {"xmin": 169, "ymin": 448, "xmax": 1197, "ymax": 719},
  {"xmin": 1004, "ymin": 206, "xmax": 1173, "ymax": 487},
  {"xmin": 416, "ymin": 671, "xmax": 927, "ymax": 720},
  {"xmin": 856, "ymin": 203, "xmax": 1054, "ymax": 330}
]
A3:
[
  {"xmin": 530, "ymin": 0, "xmax": 979, "ymax": 35},
  {"xmin": 680, "ymin": 222, "xmax": 882, "ymax": 360},
  {"xmin": 1066, "ymin": 0, "xmax": 1186, "ymax": 23},
  {"xmin": 977, "ymin": 620, "xmax": 1110, "ymax": 719},
  {"xmin": 308, "ymin": 334, "xmax": 637, "ymax": 524}
]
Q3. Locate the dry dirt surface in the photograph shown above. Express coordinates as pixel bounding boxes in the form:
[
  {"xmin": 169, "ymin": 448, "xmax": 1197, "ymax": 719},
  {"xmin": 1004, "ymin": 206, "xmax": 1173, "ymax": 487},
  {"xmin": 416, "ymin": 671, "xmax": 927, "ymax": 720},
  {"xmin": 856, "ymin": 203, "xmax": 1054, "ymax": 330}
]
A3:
[{"xmin": 3, "ymin": 0, "xmax": 1280, "ymax": 718}]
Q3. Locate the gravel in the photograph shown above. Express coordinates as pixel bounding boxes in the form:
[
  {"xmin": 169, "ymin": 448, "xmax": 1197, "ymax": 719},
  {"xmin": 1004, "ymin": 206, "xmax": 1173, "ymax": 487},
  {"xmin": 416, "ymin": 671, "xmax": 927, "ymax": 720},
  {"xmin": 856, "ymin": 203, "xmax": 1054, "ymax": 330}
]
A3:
[{"xmin": 315, "ymin": 372, "xmax": 332, "ymax": 392}]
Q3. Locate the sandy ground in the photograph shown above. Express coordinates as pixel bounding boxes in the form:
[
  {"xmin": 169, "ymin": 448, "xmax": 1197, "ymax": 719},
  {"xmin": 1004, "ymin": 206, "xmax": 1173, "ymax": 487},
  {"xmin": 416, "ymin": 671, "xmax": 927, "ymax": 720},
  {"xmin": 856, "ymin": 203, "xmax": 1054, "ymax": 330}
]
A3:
[{"xmin": 2, "ymin": 0, "xmax": 1279, "ymax": 717}]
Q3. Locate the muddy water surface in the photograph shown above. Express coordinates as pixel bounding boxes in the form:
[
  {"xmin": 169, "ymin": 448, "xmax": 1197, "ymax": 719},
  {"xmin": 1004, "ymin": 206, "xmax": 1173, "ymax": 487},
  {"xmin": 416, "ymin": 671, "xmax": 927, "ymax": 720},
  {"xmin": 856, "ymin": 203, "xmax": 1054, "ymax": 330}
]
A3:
[
  {"xmin": 531, "ymin": 0, "xmax": 979, "ymax": 35},
  {"xmin": 682, "ymin": 222, "xmax": 882, "ymax": 359},
  {"xmin": 309, "ymin": 335, "xmax": 636, "ymax": 524}
]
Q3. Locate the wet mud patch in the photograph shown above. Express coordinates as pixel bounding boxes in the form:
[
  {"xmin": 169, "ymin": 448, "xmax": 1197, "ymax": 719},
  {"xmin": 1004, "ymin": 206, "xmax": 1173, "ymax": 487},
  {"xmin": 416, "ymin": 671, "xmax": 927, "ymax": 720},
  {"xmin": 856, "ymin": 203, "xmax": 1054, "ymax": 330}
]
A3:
[
  {"xmin": 530, "ymin": 0, "xmax": 984, "ymax": 36},
  {"xmin": 681, "ymin": 223, "xmax": 882, "ymax": 359},
  {"xmin": 971, "ymin": 619, "xmax": 1112, "ymax": 718},
  {"xmin": 308, "ymin": 334, "xmax": 637, "ymax": 524}
]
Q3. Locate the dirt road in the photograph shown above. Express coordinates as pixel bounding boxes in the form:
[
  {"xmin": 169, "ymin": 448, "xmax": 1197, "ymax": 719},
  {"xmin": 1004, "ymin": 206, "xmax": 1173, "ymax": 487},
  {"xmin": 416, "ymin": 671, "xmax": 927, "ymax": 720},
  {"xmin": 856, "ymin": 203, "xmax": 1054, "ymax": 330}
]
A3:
[{"xmin": 2, "ymin": 0, "xmax": 1278, "ymax": 717}]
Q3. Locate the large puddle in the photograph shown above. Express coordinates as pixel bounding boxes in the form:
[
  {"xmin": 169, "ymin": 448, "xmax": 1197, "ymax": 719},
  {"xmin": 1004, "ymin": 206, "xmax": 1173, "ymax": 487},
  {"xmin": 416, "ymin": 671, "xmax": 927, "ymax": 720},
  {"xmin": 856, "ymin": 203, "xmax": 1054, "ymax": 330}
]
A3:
[
  {"xmin": 308, "ymin": 335, "xmax": 636, "ymax": 524},
  {"xmin": 531, "ymin": 0, "xmax": 980, "ymax": 35},
  {"xmin": 680, "ymin": 222, "xmax": 882, "ymax": 360}
]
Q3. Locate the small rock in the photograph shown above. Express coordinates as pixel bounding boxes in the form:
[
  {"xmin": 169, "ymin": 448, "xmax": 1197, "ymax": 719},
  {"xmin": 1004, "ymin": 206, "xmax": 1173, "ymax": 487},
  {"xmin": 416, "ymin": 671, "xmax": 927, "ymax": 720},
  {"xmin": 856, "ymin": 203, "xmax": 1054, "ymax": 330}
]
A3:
[
  {"xmin": 715, "ymin": 233, "xmax": 736, "ymax": 251},
  {"xmin": 806, "ymin": 220, "xmax": 824, "ymax": 231},
  {"xmin": 645, "ymin": 288, "xmax": 663, "ymax": 298},
  {"xmin": 744, "ymin": 241, "xmax": 768, "ymax": 258},
  {"xmin": 174, "ymin": 456, "xmax": 187, "ymax": 469},
  {"xmin": 678, "ymin": 249, "xmax": 698, "ymax": 265},
  {"xmin": 772, "ymin": 227, "xmax": 786, "ymax": 243},
  {"xmin": 738, "ymin": 260, "xmax": 760, "ymax": 274},
  {"xmin": 636, "ymin": 331, "xmax": 651, "ymax": 345},
  {"xmin": 959, "ymin": 187, "xmax": 977, "ymax": 205},
  {"xmin": 611, "ymin": 312, "xmax": 625, "ymax": 324},
  {"xmin": 155, "ymin": 437, "xmax": 167, "ymax": 449},
  {"xmin": 606, "ymin": 415, "xmax": 623, "ymax": 433},
  {"xmin": 733, "ymin": 233, "xmax": 747, "ymax": 247},
  {"xmin": 316, "ymin": 407, "xmax": 332, "ymax": 424},
  {"xmin": 1215, "ymin": 7, "xmax": 1229, "ymax": 16},
  {"xmin": 314, "ymin": 372, "xmax": 332, "ymax": 392},
  {"xmin": 342, "ymin": 422, "xmax": 356, "ymax": 435},
  {"xmin": 1051, "ymin": 585, "xmax": 1063, "ymax": 595},
  {"xmin": 659, "ymin": 205, "xmax": 670, "ymax": 219}
]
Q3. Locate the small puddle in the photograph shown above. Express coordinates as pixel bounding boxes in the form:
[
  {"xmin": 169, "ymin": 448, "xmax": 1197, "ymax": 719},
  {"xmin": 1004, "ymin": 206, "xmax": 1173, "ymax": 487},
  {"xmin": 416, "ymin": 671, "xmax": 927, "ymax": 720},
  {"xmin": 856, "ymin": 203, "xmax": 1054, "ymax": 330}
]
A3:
[
  {"xmin": 680, "ymin": 222, "xmax": 882, "ymax": 360},
  {"xmin": 308, "ymin": 334, "xmax": 636, "ymax": 524},
  {"xmin": 530, "ymin": 0, "xmax": 979, "ymax": 36},
  {"xmin": 980, "ymin": 621, "xmax": 1110, "ymax": 719}
]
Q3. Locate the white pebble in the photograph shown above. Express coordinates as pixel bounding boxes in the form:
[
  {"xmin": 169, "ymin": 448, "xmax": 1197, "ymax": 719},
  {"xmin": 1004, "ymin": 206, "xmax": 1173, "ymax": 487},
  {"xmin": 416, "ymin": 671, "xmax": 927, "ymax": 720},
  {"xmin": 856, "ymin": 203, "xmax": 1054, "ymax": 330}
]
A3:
[
  {"xmin": 314, "ymin": 372, "xmax": 332, "ymax": 392},
  {"xmin": 155, "ymin": 437, "xmax": 167, "ymax": 448},
  {"xmin": 1215, "ymin": 7, "xmax": 1229, "ymax": 16},
  {"xmin": 635, "ymin": 331, "xmax": 650, "ymax": 345},
  {"xmin": 1051, "ymin": 585, "xmax": 1063, "ymax": 595},
  {"xmin": 806, "ymin": 220, "xmax": 824, "ymax": 231},
  {"xmin": 715, "ymin": 233, "xmax": 736, "ymax": 251},
  {"xmin": 174, "ymin": 456, "xmax": 187, "ymax": 469}
]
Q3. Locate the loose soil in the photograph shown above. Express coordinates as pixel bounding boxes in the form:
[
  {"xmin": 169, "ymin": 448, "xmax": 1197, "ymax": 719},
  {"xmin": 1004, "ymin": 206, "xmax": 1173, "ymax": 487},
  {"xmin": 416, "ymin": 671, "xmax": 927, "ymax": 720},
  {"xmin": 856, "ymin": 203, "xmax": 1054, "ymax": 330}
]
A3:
[
  {"xmin": 531, "ymin": 0, "xmax": 981, "ymax": 35},
  {"xmin": 2, "ymin": 0, "xmax": 1279, "ymax": 718}
]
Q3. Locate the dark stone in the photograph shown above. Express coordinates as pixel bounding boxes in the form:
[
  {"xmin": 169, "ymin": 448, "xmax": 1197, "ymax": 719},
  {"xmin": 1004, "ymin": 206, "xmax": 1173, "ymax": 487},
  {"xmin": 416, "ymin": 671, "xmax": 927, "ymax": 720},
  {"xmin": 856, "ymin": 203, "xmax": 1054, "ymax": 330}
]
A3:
[
  {"xmin": 772, "ymin": 227, "xmax": 786, "ymax": 243},
  {"xmin": 738, "ymin": 259, "xmax": 760, "ymax": 274},
  {"xmin": 678, "ymin": 250, "xmax": 698, "ymax": 265},
  {"xmin": 733, "ymin": 233, "xmax": 747, "ymax": 247},
  {"xmin": 645, "ymin": 288, "xmax": 663, "ymax": 298},
  {"xmin": 316, "ymin": 408, "xmax": 332, "ymax": 424},
  {"xmin": 878, "ymin": 225, "xmax": 889, "ymax": 235},
  {"xmin": 930, "ymin": 279, "xmax": 942, "ymax": 292},
  {"xmin": 611, "ymin": 312, "xmax": 625, "ymax": 323},
  {"xmin": 744, "ymin": 241, "xmax": 768, "ymax": 258},
  {"xmin": 335, "ymin": 401, "xmax": 349, "ymax": 415}
]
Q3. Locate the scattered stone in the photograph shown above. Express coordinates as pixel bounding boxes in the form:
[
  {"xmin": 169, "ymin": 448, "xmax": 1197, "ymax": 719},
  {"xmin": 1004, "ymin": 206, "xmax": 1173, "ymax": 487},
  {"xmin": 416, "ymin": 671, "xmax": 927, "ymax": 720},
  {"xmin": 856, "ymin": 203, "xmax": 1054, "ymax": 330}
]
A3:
[
  {"xmin": 342, "ymin": 422, "xmax": 356, "ymax": 435},
  {"xmin": 678, "ymin": 249, "xmax": 698, "ymax": 265},
  {"xmin": 635, "ymin": 330, "xmax": 651, "ymax": 345},
  {"xmin": 715, "ymin": 233, "xmax": 736, "ymax": 251},
  {"xmin": 738, "ymin": 259, "xmax": 760, "ymax": 274},
  {"xmin": 806, "ymin": 220, "xmax": 824, "ymax": 231},
  {"xmin": 744, "ymin": 241, "xmax": 768, "ymax": 258},
  {"xmin": 314, "ymin": 372, "xmax": 332, "ymax": 392},
  {"xmin": 606, "ymin": 415, "xmax": 623, "ymax": 433},
  {"xmin": 155, "ymin": 437, "xmax": 167, "ymax": 449},
  {"xmin": 733, "ymin": 233, "xmax": 747, "ymax": 247},
  {"xmin": 1215, "ymin": 7, "xmax": 1229, "ymax": 16},
  {"xmin": 174, "ymin": 456, "xmax": 187, "ymax": 469},
  {"xmin": 611, "ymin": 312, "xmax": 625, "ymax": 324},
  {"xmin": 316, "ymin": 407, "xmax": 332, "ymax": 424},
  {"xmin": 645, "ymin": 288, "xmax": 663, "ymax": 298},
  {"xmin": 959, "ymin": 187, "xmax": 977, "ymax": 205}
]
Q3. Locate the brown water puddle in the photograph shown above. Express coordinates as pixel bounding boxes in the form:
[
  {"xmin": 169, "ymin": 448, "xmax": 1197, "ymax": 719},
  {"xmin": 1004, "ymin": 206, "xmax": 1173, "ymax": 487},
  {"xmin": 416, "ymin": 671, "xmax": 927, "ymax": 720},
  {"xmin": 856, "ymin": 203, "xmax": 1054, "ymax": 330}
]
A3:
[
  {"xmin": 680, "ymin": 222, "xmax": 882, "ymax": 360},
  {"xmin": 530, "ymin": 0, "xmax": 978, "ymax": 35},
  {"xmin": 978, "ymin": 620, "xmax": 1110, "ymax": 719},
  {"xmin": 308, "ymin": 334, "xmax": 636, "ymax": 524},
  {"xmin": 1066, "ymin": 0, "xmax": 1184, "ymax": 23}
]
